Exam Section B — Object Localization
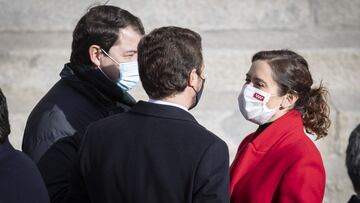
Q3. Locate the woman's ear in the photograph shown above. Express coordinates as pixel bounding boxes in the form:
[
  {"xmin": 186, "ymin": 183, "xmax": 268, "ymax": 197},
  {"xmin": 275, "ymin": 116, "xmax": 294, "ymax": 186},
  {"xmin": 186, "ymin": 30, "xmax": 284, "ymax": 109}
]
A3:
[
  {"xmin": 89, "ymin": 45, "xmax": 102, "ymax": 67},
  {"xmin": 281, "ymin": 92, "xmax": 299, "ymax": 109}
]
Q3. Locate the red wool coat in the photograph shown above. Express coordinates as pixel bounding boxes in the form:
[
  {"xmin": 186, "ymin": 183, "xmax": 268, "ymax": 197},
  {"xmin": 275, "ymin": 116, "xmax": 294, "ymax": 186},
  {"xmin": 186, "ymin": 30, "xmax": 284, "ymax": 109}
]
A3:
[{"xmin": 230, "ymin": 110, "xmax": 325, "ymax": 203}]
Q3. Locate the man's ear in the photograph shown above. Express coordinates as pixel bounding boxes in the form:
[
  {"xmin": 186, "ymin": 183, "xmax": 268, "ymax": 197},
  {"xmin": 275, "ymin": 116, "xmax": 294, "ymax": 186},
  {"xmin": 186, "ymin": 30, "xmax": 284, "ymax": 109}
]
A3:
[
  {"xmin": 89, "ymin": 45, "xmax": 102, "ymax": 67},
  {"xmin": 188, "ymin": 69, "xmax": 198, "ymax": 87},
  {"xmin": 281, "ymin": 92, "xmax": 299, "ymax": 109}
]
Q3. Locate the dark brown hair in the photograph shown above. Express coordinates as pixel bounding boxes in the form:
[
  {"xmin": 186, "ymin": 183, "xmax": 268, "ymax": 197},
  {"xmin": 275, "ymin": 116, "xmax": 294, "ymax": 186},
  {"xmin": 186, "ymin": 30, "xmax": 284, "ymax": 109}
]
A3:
[
  {"xmin": 0, "ymin": 88, "xmax": 10, "ymax": 144},
  {"xmin": 70, "ymin": 5, "xmax": 145, "ymax": 65},
  {"xmin": 252, "ymin": 50, "xmax": 331, "ymax": 139},
  {"xmin": 137, "ymin": 26, "xmax": 203, "ymax": 99}
]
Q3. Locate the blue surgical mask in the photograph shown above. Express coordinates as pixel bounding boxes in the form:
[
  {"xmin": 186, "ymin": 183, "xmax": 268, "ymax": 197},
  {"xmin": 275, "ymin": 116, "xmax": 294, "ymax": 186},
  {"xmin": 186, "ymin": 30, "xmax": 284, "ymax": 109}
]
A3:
[{"xmin": 100, "ymin": 48, "xmax": 140, "ymax": 91}]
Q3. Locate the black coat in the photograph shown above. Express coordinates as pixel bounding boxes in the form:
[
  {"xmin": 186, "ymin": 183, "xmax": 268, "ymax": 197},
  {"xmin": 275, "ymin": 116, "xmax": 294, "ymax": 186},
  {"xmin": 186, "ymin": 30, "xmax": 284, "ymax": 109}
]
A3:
[
  {"xmin": 37, "ymin": 133, "xmax": 81, "ymax": 203},
  {"xmin": 22, "ymin": 63, "xmax": 136, "ymax": 163},
  {"xmin": 0, "ymin": 139, "xmax": 49, "ymax": 203},
  {"xmin": 68, "ymin": 101, "xmax": 230, "ymax": 203},
  {"xmin": 349, "ymin": 195, "xmax": 360, "ymax": 203}
]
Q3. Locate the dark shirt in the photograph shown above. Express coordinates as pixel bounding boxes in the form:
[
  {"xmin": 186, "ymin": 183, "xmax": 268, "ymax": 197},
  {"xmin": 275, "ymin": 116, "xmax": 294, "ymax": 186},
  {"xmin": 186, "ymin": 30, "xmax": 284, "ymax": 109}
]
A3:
[{"xmin": 253, "ymin": 122, "xmax": 273, "ymax": 139}]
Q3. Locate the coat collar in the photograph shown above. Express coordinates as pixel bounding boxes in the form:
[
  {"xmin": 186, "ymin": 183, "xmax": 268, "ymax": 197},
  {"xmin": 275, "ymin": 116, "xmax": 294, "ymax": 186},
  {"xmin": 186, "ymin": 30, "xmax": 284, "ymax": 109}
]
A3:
[
  {"xmin": 60, "ymin": 63, "xmax": 136, "ymax": 107},
  {"xmin": 130, "ymin": 101, "xmax": 198, "ymax": 123},
  {"xmin": 249, "ymin": 110, "xmax": 304, "ymax": 152}
]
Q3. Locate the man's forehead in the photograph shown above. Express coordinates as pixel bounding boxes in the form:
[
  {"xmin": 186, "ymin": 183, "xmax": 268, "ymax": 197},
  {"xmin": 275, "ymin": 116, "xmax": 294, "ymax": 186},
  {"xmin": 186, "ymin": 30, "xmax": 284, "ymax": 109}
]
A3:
[
  {"xmin": 114, "ymin": 28, "xmax": 142, "ymax": 48},
  {"xmin": 119, "ymin": 27, "xmax": 142, "ymax": 41}
]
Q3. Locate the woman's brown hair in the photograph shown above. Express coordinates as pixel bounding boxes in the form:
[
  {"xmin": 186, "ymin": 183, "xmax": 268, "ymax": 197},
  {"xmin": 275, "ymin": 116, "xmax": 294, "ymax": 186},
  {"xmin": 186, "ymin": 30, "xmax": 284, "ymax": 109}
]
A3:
[{"xmin": 252, "ymin": 50, "xmax": 331, "ymax": 139}]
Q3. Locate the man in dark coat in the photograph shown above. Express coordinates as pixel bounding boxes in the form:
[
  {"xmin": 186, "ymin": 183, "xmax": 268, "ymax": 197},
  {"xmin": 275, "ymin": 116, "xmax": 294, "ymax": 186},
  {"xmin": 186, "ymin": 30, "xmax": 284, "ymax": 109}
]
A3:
[
  {"xmin": 21, "ymin": 5, "xmax": 145, "ymax": 163},
  {"xmin": 346, "ymin": 124, "xmax": 360, "ymax": 203},
  {"xmin": 0, "ymin": 88, "xmax": 50, "ymax": 203},
  {"xmin": 21, "ymin": 5, "xmax": 145, "ymax": 203},
  {"xmin": 68, "ymin": 26, "xmax": 230, "ymax": 203}
]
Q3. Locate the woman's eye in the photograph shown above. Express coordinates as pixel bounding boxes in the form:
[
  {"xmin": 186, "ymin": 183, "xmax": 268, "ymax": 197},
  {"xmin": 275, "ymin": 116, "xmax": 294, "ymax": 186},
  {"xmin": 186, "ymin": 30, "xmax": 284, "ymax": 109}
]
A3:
[
  {"xmin": 245, "ymin": 78, "xmax": 251, "ymax": 84},
  {"xmin": 254, "ymin": 83, "xmax": 264, "ymax": 88}
]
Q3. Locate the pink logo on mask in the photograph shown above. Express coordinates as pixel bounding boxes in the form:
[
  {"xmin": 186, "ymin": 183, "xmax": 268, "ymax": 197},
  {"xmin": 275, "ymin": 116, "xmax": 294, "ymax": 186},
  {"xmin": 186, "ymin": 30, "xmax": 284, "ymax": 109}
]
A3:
[{"xmin": 253, "ymin": 92, "xmax": 265, "ymax": 101}]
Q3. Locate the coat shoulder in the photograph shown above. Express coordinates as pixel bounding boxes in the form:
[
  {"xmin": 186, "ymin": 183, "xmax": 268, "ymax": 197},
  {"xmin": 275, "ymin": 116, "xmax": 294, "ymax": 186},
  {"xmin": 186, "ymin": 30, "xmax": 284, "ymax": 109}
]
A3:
[{"xmin": 279, "ymin": 130, "xmax": 324, "ymax": 164}]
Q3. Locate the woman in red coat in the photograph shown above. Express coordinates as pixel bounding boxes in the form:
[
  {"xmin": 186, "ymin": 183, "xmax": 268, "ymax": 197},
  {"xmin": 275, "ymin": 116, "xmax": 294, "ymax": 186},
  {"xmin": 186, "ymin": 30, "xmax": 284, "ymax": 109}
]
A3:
[{"xmin": 230, "ymin": 50, "xmax": 331, "ymax": 203}]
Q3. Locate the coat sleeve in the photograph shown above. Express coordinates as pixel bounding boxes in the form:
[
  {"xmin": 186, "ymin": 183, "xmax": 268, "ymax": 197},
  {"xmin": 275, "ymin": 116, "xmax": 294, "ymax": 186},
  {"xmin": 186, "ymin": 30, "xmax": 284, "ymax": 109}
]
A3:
[
  {"xmin": 22, "ymin": 107, "xmax": 76, "ymax": 163},
  {"xmin": 193, "ymin": 139, "xmax": 230, "ymax": 203},
  {"xmin": 275, "ymin": 149, "xmax": 326, "ymax": 203},
  {"xmin": 65, "ymin": 128, "xmax": 94, "ymax": 203},
  {"xmin": 37, "ymin": 134, "xmax": 81, "ymax": 203},
  {"xmin": 13, "ymin": 151, "xmax": 51, "ymax": 203},
  {"xmin": 64, "ymin": 155, "xmax": 90, "ymax": 203}
]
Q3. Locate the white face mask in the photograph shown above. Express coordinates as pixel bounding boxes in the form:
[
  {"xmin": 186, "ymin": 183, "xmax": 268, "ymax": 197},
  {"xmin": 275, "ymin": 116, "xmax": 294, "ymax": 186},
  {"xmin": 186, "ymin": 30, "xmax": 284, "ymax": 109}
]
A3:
[
  {"xmin": 100, "ymin": 48, "xmax": 140, "ymax": 92},
  {"xmin": 238, "ymin": 84, "xmax": 276, "ymax": 125}
]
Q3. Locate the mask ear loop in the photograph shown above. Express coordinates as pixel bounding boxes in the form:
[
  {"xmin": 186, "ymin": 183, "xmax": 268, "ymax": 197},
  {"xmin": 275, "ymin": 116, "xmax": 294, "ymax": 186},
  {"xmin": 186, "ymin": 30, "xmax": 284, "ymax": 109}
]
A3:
[
  {"xmin": 96, "ymin": 48, "xmax": 118, "ymax": 82},
  {"xmin": 187, "ymin": 69, "xmax": 196, "ymax": 92},
  {"xmin": 262, "ymin": 92, "xmax": 276, "ymax": 112},
  {"xmin": 100, "ymin": 48, "xmax": 121, "ymax": 65},
  {"xmin": 187, "ymin": 69, "xmax": 205, "ymax": 94}
]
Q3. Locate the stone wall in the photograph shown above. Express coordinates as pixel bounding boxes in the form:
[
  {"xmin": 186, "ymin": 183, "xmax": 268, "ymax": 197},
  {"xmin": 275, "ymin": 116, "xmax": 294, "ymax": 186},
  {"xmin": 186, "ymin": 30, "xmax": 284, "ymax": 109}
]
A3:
[{"xmin": 1, "ymin": 0, "xmax": 359, "ymax": 202}]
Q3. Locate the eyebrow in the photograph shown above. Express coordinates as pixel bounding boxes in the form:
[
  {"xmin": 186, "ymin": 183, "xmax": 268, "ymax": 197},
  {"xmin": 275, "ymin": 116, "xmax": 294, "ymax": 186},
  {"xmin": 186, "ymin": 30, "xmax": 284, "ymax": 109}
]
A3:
[{"xmin": 246, "ymin": 73, "xmax": 268, "ymax": 86}]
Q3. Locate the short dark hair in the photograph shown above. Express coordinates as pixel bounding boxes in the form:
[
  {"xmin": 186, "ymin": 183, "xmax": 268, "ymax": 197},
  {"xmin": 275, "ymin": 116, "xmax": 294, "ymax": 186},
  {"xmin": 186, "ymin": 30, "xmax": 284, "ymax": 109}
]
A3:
[
  {"xmin": 0, "ymin": 89, "xmax": 10, "ymax": 144},
  {"xmin": 70, "ymin": 5, "xmax": 145, "ymax": 65},
  {"xmin": 252, "ymin": 50, "xmax": 331, "ymax": 139},
  {"xmin": 346, "ymin": 124, "xmax": 360, "ymax": 194},
  {"xmin": 137, "ymin": 26, "xmax": 203, "ymax": 99}
]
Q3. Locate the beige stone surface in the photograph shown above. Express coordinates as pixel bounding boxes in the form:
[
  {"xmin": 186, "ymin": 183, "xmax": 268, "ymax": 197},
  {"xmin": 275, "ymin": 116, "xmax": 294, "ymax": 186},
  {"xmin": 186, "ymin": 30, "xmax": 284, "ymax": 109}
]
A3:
[
  {"xmin": 0, "ymin": 0, "xmax": 313, "ymax": 31},
  {"xmin": 316, "ymin": 0, "xmax": 360, "ymax": 30},
  {"xmin": 1, "ymin": 1, "xmax": 360, "ymax": 202}
]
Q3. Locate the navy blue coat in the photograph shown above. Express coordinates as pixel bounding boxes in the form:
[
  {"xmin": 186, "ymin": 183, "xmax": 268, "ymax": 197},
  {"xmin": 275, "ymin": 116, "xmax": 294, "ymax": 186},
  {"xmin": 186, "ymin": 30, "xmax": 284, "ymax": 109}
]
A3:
[
  {"xmin": 27, "ymin": 63, "xmax": 136, "ymax": 203},
  {"xmin": 68, "ymin": 101, "xmax": 230, "ymax": 203},
  {"xmin": 22, "ymin": 63, "xmax": 135, "ymax": 163},
  {"xmin": 0, "ymin": 139, "xmax": 49, "ymax": 203},
  {"xmin": 349, "ymin": 195, "xmax": 360, "ymax": 203}
]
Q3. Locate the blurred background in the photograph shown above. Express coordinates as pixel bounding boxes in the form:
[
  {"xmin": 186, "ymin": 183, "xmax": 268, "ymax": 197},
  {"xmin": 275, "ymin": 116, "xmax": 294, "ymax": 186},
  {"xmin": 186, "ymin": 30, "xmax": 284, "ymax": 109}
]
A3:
[{"xmin": 0, "ymin": 0, "xmax": 359, "ymax": 202}]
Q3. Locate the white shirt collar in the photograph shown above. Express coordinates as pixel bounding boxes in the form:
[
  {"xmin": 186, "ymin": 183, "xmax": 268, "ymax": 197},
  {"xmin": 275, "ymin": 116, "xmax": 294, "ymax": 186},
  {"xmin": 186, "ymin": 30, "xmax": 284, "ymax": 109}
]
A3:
[{"xmin": 148, "ymin": 99, "xmax": 189, "ymax": 112}]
